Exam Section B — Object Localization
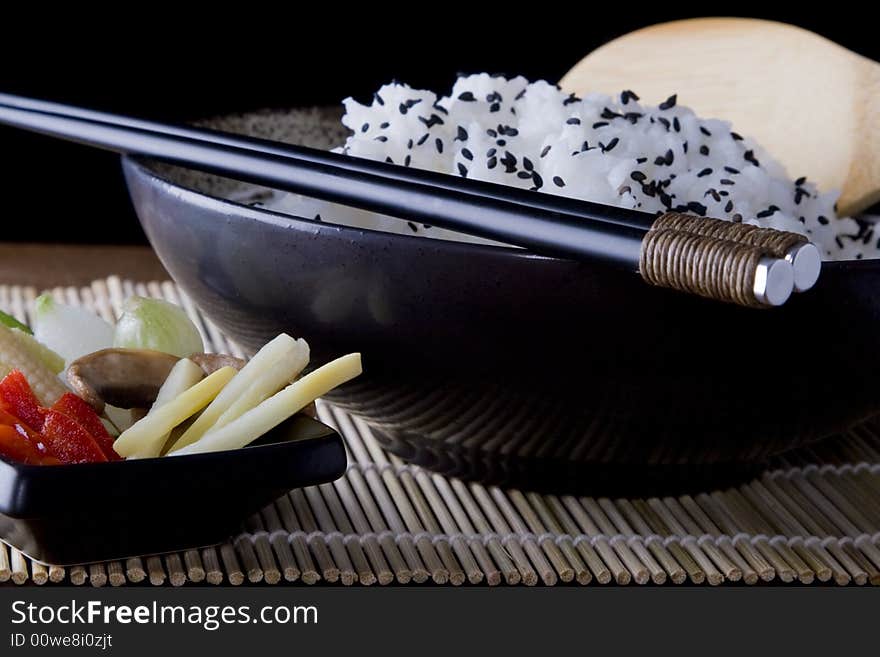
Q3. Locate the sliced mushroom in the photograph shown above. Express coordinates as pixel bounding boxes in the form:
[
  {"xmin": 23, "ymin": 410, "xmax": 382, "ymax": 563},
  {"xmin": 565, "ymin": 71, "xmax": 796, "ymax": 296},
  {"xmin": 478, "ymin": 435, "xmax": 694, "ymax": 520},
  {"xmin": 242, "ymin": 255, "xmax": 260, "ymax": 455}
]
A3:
[
  {"xmin": 189, "ymin": 353, "xmax": 246, "ymax": 375},
  {"xmin": 67, "ymin": 348, "xmax": 180, "ymax": 413}
]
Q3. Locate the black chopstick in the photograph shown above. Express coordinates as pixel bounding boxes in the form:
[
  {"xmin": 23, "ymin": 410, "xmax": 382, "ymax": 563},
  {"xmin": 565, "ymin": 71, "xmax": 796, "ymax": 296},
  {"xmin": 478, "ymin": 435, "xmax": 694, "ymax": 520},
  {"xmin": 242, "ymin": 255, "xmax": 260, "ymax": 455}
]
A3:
[
  {"xmin": 0, "ymin": 92, "xmax": 655, "ymax": 233},
  {"xmin": 0, "ymin": 94, "xmax": 798, "ymax": 306},
  {"xmin": 0, "ymin": 99, "xmax": 649, "ymax": 268}
]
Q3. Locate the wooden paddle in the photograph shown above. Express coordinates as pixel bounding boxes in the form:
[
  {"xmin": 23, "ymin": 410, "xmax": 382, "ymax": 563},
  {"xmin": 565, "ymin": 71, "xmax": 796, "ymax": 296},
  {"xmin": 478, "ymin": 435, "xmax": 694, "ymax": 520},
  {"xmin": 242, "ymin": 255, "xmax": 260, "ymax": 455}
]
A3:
[{"xmin": 560, "ymin": 17, "xmax": 880, "ymax": 216}]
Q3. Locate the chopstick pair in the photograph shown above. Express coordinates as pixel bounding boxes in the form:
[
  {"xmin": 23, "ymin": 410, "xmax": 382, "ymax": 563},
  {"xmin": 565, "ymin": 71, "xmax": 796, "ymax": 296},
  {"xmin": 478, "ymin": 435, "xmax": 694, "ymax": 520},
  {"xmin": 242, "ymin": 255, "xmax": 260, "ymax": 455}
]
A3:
[{"xmin": 0, "ymin": 93, "xmax": 819, "ymax": 307}]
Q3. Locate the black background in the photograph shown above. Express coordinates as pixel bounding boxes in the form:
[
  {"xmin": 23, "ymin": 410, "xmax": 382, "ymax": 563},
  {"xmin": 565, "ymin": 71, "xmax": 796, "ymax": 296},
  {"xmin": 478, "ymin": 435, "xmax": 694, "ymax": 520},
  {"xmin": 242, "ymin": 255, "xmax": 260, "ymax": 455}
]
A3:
[{"xmin": 0, "ymin": 6, "xmax": 877, "ymax": 244}]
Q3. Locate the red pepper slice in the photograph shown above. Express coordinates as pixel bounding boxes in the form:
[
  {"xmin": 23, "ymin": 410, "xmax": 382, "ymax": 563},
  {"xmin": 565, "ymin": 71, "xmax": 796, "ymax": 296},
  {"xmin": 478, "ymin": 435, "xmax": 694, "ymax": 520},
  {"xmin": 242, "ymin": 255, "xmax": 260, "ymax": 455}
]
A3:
[
  {"xmin": 0, "ymin": 424, "xmax": 59, "ymax": 465},
  {"xmin": 41, "ymin": 410, "xmax": 108, "ymax": 464},
  {"xmin": 51, "ymin": 393, "xmax": 121, "ymax": 461},
  {"xmin": 0, "ymin": 369, "xmax": 47, "ymax": 432}
]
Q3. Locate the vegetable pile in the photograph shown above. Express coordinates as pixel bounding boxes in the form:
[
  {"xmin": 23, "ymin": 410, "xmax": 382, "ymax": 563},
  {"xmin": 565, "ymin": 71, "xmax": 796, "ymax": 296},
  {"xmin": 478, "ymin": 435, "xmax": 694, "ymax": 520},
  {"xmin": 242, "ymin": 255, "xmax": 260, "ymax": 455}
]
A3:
[{"xmin": 0, "ymin": 296, "xmax": 361, "ymax": 466}]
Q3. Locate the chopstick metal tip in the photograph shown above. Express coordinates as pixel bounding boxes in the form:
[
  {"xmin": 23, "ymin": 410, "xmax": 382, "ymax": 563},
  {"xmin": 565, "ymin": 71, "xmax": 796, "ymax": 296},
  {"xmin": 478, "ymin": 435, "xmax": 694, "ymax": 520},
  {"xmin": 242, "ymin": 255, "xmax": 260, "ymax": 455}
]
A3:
[
  {"xmin": 754, "ymin": 256, "xmax": 794, "ymax": 307},
  {"xmin": 785, "ymin": 242, "xmax": 822, "ymax": 293}
]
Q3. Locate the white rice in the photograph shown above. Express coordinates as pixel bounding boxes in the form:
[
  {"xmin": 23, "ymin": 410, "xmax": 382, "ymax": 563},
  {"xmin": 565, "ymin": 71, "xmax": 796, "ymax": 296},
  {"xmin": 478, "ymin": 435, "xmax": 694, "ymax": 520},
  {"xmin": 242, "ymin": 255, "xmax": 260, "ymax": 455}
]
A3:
[{"xmin": 265, "ymin": 74, "xmax": 879, "ymax": 261}]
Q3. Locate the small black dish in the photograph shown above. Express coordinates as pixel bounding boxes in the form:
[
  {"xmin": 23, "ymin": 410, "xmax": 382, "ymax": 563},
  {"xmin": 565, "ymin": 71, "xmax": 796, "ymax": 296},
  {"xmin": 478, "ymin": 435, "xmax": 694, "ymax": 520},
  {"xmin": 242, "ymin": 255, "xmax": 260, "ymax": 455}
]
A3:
[{"xmin": 0, "ymin": 414, "xmax": 346, "ymax": 565}]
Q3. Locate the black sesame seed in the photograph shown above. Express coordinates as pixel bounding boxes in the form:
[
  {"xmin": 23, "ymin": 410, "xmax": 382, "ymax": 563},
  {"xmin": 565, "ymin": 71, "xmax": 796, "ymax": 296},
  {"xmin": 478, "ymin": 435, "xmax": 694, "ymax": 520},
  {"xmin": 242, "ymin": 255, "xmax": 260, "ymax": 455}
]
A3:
[
  {"xmin": 601, "ymin": 108, "xmax": 621, "ymax": 120},
  {"xmin": 373, "ymin": 92, "xmax": 385, "ymax": 106},
  {"xmin": 682, "ymin": 141, "xmax": 688, "ymax": 153},
  {"xmin": 657, "ymin": 117, "xmax": 671, "ymax": 130},
  {"xmin": 496, "ymin": 139, "xmax": 506, "ymax": 147},
  {"xmin": 417, "ymin": 133, "xmax": 429, "ymax": 146},
  {"xmin": 457, "ymin": 163, "xmax": 468, "ymax": 177},
  {"xmin": 817, "ymin": 215, "xmax": 829, "ymax": 225},
  {"xmin": 731, "ymin": 132, "xmax": 743, "ymax": 141},
  {"xmin": 636, "ymin": 157, "xmax": 647, "ymax": 164},
  {"xmin": 700, "ymin": 126, "xmax": 712, "ymax": 136},
  {"xmin": 724, "ymin": 166, "xmax": 740, "ymax": 174},
  {"xmin": 407, "ymin": 221, "xmax": 418, "ymax": 232},
  {"xmin": 725, "ymin": 200, "xmax": 734, "ymax": 213},
  {"xmin": 523, "ymin": 157, "xmax": 534, "ymax": 171},
  {"xmin": 458, "ymin": 91, "xmax": 476, "ymax": 102},
  {"xmin": 624, "ymin": 112, "xmax": 643, "ymax": 124},
  {"xmin": 384, "ymin": 156, "xmax": 393, "ymax": 164},
  {"xmin": 673, "ymin": 117, "xmax": 681, "ymax": 132},
  {"xmin": 407, "ymin": 139, "xmax": 413, "ymax": 149},
  {"xmin": 699, "ymin": 145, "xmax": 710, "ymax": 156},
  {"xmin": 697, "ymin": 168, "xmax": 713, "ymax": 177},
  {"xmin": 487, "ymin": 156, "xmax": 497, "ymax": 169},
  {"xmin": 795, "ymin": 176, "xmax": 806, "ymax": 185},
  {"xmin": 374, "ymin": 135, "xmax": 388, "ymax": 142},
  {"xmin": 531, "ymin": 172, "xmax": 543, "ymax": 189},
  {"xmin": 399, "ymin": 103, "xmax": 409, "ymax": 115},
  {"xmin": 720, "ymin": 179, "xmax": 735, "ymax": 185},
  {"xmin": 687, "ymin": 201, "xmax": 707, "ymax": 215},
  {"xmin": 490, "ymin": 102, "xmax": 501, "ymax": 112},
  {"xmin": 566, "ymin": 117, "xmax": 581, "ymax": 125},
  {"xmin": 516, "ymin": 88, "xmax": 528, "ymax": 101},
  {"xmin": 404, "ymin": 155, "xmax": 411, "ymax": 167},
  {"xmin": 630, "ymin": 171, "xmax": 647, "ymax": 182},
  {"xmin": 592, "ymin": 121, "xmax": 609, "ymax": 129},
  {"xmin": 659, "ymin": 94, "xmax": 677, "ymax": 110},
  {"xmin": 744, "ymin": 150, "xmax": 760, "ymax": 166},
  {"xmin": 602, "ymin": 137, "xmax": 619, "ymax": 153},
  {"xmin": 620, "ymin": 90, "xmax": 640, "ymax": 104},
  {"xmin": 486, "ymin": 128, "xmax": 498, "ymax": 138},
  {"xmin": 517, "ymin": 171, "xmax": 532, "ymax": 179},
  {"xmin": 540, "ymin": 145, "xmax": 552, "ymax": 158},
  {"xmin": 553, "ymin": 176, "xmax": 565, "ymax": 187},
  {"xmin": 563, "ymin": 92, "xmax": 578, "ymax": 105},
  {"xmin": 486, "ymin": 147, "xmax": 497, "ymax": 157},
  {"xmin": 456, "ymin": 126, "xmax": 468, "ymax": 141},
  {"xmin": 435, "ymin": 138, "xmax": 443, "ymax": 153},
  {"xmin": 462, "ymin": 148, "xmax": 473, "ymax": 161},
  {"xmin": 361, "ymin": 122, "xmax": 370, "ymax": 133}
]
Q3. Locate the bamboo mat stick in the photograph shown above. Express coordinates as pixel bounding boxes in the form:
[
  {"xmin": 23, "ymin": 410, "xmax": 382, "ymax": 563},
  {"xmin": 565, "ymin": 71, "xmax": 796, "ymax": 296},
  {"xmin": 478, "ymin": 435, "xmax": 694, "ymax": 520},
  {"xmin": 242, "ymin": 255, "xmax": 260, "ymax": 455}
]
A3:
[
  {"xmin": 349, "ymin": 417, "xmax": 450, "ymax": 584},
  {"xmin": 316, "ymin": 484, "xmax": 379, "ymax": 585},
  {"xmin": 202, "ymin": 547, "xmax": 225, "ymax": 586},
  {"xmin": 232, "ymin": 533, "xmax": 265, "ymax": 583},
  {"xmin": 677, "ymin": 495, "xmax": 757, "ymax": 585},
  {"xmin": 562, "ymin": 495, "xmax": 632, "ymax": 585},
  {"xmin": 11, "ymin": 548, "xmax": 28, "ymax": 585},
  {"xmin": 695, "ymin": 493, "xmax": 775, "ymax": 582},
  {"xmin": 48, "ymin": 565, "xmax": 65, "ymax": 584},
  {"xmin": 183, "ymin": 549, "xmax": 206, "ymax": 584},
  {"xmin": 762, "ymin": 474, "xmax": 867, "ymax": 585},
  {"xmin": 329, "ymin": 476, "xmax": 403, "ymax": 584},
  {"xmin": 525, "ymin": 492, "xmax": 592, "ymax": 585},
  {"xmin": 510, "ymin": 490, "xmax": 581, "ymax": 584},
  {"xmin": 260, "ymin": 503, "xmax": 302, "ymax": 583},
  {"xmin": 106, "ymin": 561, "xmax": 126, "ymax": 587},
  {"xmin": 662, "ymin": 497, "xmax": 741, "ymax": 582},
  {"xmin": 243, "ymin": 515, "xmax": 281, "ymax": 585},
  {"xmin": 164, "ymin": 553, "xmax": 187, "ymax": 587},
  {"xmin": 31, "ymin": 560, "xmax": 48, "ymax": 585},
  {"xmin": 502, "ymin": 489, "xmax": 572, "ymax": 584},
  {"xmin": 328, "ymin": 409, "xmax": 430, "ymax": 583},
  {"xmin": 741, "ymin": 481, "xmax": 834, "ymax": 583},
  {"xmin": 470, "ymin": 483, "xmax": 540, "ymax": 586},
  {"xmin": 302, "ymin": 487, "xmax": 359, "ymax": 585},
  {"xmin": 125, "ymin": 557, "xmax": 146, "ymax": 584},
  {"xmin": 388, "ymin": 455, "xmax": 469, "ymax": 585},
  {"xmin": 69, "ymin": 565, "xmax": 87, "ymax": 586},
  {"xmin": 725, "ymin": 487, "xmax": 814, "ymax": 584},
  {"xmin": 647, "ymin": 498, "xmax": 723, "ymax": 585},
  {"xmin": 274, "ymin": 489, "xmax": 326, "ymax": 585},
  {"xmin": 450, "ymin": 478, "xmax": 523, "ymax": 585},
  {"xmin": 0, "ymin": 542, "xmax": 10, "ymax": 582},
  {"xmin": 146, "ymin": 557, "xmax": 166, "ymax": 586},
  {"xmin": 289, "ymin": 489, "xmax": 342, "ymax": 583},
  {"xmin": 433, "ymin": 475, "xmax": 503, "ymax": 585},
  {"xmin": 632, "ymin": 499, "xmax": 705, "ymax": 584},
  {"xmin": 394, "ymin": 459, "xmax": 480, "ymax": 584},
  {"xmin": 597, "ymin": 498, "xmax": 667, "ymax": 585},
  {"xmin": 546, "ymin": 495, "xmax": 613, "ymax": 584},
  {"xmin": 88, "ymin": 563, "xmax": 107, "ymax": 587},
  {"xmin": 581, "ymin": 497, "xmax": 652, "ymax": 585},
  {"xmin": 219, "ymin": 543, "xmax": 244, "ymax": 586},
  {"xmin": 318, "ymin": 405, "xmax": 411, "ymax": 584}
]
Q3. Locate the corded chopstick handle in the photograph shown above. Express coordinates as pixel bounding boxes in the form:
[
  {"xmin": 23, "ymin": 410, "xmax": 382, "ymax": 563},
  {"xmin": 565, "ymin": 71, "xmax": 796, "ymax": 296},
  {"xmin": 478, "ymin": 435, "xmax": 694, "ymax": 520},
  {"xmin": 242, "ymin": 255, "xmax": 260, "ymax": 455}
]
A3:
[
  {"xmin": 639, "ymin": 228, "xmax": 793, "ymax": 307},
  {"xmin": 651, "ymin": 212, "xmax": 822, "ymax": 292}
]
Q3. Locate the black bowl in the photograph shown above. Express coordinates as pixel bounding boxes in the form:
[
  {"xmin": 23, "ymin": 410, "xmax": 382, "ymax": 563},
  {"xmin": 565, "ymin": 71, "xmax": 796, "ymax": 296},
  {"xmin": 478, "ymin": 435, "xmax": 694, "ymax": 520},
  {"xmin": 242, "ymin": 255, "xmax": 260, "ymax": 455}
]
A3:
[
  {"xmin": 122, "ymin": 107, "xmax": 880, "ymax": 494},
  {"xmin": 0, "ymin": 415, "xmax": 345, "ymax": 564}
]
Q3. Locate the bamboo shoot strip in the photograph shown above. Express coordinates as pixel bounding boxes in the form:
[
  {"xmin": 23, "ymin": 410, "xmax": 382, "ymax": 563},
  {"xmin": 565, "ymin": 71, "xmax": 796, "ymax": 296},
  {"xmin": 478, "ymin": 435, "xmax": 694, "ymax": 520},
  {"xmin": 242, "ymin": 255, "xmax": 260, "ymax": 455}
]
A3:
[
  {"xmin": 113, "ymin": 366, "xmax": 235, "ymax": 457},
  {"xmin": 173, "ymin": 354, "xmax": 361, "ymax": 456},
  {"xmin": 171, "ymin": 334, "xmax": 308, "ymax": 451}
]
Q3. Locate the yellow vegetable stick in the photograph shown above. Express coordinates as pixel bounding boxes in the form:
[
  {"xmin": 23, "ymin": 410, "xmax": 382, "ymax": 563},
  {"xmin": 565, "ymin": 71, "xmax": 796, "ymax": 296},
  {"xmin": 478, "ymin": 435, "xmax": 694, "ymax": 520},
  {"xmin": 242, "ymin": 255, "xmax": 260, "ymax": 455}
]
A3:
[
  {"xmin": 172, "ymin": 353, "xmax": 361, "ymax": 456},
  {"xmin": 129, "ymin": 358, "xmax": 204, "ymax": 459},
  {"xmin": 170, "ymin": 333, "xmax": 308, "ymax": 451},
  {"xmin": 113, "ymin": 366, "xmax": 235, "ymax": 458}
]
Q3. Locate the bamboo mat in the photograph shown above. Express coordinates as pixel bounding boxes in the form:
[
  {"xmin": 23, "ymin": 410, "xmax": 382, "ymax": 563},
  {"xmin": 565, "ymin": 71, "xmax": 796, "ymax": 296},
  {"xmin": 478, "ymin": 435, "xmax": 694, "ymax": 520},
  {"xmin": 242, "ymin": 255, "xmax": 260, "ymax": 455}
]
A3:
[{"xmin": 1, "ymin": 276, "xmax": 880, "ymax": 587}]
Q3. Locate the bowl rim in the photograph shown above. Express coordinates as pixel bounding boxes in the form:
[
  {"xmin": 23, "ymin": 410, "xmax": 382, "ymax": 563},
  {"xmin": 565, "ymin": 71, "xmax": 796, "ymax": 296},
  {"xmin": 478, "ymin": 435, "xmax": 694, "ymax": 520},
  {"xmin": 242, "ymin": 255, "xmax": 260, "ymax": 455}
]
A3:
[{"xmin": 123, "ymin": 154, "xmax": 874, "ymax": 272}]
